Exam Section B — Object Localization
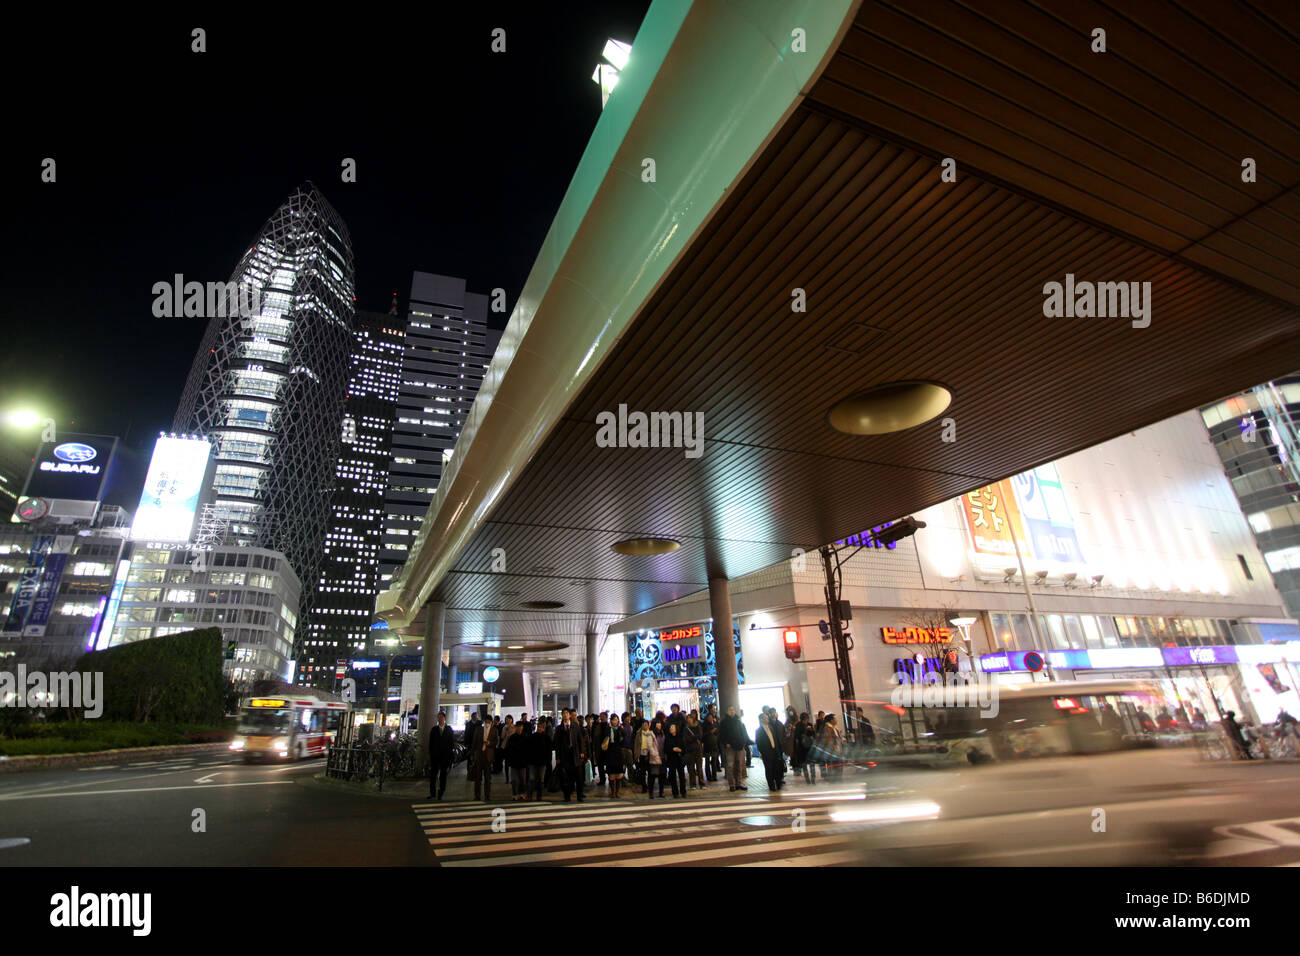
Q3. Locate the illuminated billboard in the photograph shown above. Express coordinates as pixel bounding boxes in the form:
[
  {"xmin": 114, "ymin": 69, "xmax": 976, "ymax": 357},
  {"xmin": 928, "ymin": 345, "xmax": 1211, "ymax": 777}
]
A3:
[
  {"xmin": 130, "ymin": 437, "xmax": 212, "ymax": 542},
  {"xmin": 960, "ymin": 463, "xmax": 1084, "ymax": 567},
  {"xmin": 21, "ymin": 434, "xmax": 118, "ymax": 505}
]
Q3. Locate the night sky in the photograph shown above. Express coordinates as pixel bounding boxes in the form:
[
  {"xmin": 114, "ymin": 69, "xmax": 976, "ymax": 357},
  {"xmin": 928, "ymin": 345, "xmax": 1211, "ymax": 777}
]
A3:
[{"xmin": 0, "ymin": 3, "xmax": 651, "ymax": 458}]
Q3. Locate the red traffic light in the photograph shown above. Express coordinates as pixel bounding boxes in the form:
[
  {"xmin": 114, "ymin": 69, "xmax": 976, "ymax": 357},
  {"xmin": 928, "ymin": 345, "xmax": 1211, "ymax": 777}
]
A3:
[{"xmin": 783, "ymin": 628, "xmax": 802, "ymax": 660}]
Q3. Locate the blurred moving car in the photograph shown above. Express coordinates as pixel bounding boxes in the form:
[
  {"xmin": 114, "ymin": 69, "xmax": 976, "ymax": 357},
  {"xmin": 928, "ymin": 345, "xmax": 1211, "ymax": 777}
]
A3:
[{"xmin": 831, "ymin": 680, "xmax": 1244, "ymax": 865}]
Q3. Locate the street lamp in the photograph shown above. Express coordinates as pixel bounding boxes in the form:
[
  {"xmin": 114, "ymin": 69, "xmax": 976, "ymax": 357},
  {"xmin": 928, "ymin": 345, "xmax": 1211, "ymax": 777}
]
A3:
[
  {"xmin": 375, "ymin": 637, "xmax": 400, "ymax": 732},
  {"xmin": 949, "ymin": 616, "xmax": 978, "ymax": 676},
  {"xmin": 592, "ymin": 38, "xmax": 632, "ymax": 108}
]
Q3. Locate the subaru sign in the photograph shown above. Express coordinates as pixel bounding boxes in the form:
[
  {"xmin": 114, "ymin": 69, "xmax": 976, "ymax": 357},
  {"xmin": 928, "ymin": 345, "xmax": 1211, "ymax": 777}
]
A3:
[
  {"xmin": 53, "ymin": 443, "xmax": 97, "ymax": 463},
  {"xmin": 22, "ymin": 433, "xmax": 117, "ymax": 505}
]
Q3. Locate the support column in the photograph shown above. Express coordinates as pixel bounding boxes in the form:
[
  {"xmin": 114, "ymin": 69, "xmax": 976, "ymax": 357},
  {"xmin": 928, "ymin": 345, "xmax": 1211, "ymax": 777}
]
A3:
[
  {"xmin": 416, "ymin": 601, "xmax": 445, "ymax": 772},
  {"xmin": 586, "ymin": 631, "xmax": 599, "ymax": 714},
  {"xmin": 709, "ymin": 577, "xmax": 739, "ymax": 716}
]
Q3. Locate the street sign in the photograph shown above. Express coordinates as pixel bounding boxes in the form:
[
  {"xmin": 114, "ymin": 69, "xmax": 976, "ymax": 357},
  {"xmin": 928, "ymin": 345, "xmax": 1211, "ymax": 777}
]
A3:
[{"xmin": 1024, "ymin": 651, "xmax": 1044, "ymax": 672}]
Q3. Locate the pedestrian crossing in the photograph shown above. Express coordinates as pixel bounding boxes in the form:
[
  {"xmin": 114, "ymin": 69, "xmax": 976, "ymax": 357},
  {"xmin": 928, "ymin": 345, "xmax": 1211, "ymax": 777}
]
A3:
[
  {"xmin": 411, "ymin": 789, "xmax": 867, "ymax": 867},
  {"xmin": 1208, "ymin": 817, "xmax": 1300, "ymax": 859}
]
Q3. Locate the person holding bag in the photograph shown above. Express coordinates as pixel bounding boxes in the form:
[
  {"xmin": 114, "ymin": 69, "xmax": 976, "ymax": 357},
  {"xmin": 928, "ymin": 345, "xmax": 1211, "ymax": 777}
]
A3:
[
  {"xmin": 683, "ymin": 714, "xmax": 705, "ymax": 789},
  {"xmin": 793, "ymin": 712, "xmax": 815, "ymax": 784},
  {"xmin": 636, "ymin": 719, "xmax": 665, "ymax": 798},
  {"xmin": 604, "ymin": 714, "xmax": 627, "ymax": 798},
  {"xmin": 526, "ymin": 717, "xmax": 552, "ymax": 801}
]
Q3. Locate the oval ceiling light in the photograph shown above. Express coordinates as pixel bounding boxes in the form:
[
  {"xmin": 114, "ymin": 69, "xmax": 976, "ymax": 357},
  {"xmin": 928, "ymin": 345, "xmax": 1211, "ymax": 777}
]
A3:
[
  {"xmin": 612, "ymin": 537, "xmax": 681, "ymax": 556},
  {"xmin": 520, "ymin": 600, "xmax": 564, "ymax": 610},
  {"xmin": 827, "ymin": 381, "xmax": 952, "ymax": 435}
]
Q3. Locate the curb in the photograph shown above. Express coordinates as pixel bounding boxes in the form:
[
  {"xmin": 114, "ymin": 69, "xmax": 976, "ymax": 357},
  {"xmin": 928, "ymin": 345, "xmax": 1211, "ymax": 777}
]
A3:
[
  {"xmin": 299, "ymin": 772, "xmax": 430, "ymax": 800},
  {"xmin": 0, "ymin": 741, "xmax": 231, "ymax": 774}
]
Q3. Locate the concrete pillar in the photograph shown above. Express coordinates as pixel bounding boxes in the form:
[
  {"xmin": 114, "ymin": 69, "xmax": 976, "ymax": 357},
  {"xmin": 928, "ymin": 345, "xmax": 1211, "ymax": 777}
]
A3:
[
  {"xmin": 586, "ymin": 631, "xmax": 599, "ymax": 714},
  {"xmin": 416, "ymin": 601, "xmax": 445, "ymax": 772},
  {"xmin": 448, "ymin": 664, "xmax": 459, "ymax": 692},
  {"xmin": 710, "ymin": 577, "xmax": 739, "ymax": 716}
]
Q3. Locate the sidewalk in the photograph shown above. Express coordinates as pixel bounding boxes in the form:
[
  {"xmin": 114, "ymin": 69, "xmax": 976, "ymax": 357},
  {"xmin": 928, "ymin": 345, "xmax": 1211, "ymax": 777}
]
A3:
[{"xmin": 317, "ymin": 761, "xmax": 860, "ymax": 802}]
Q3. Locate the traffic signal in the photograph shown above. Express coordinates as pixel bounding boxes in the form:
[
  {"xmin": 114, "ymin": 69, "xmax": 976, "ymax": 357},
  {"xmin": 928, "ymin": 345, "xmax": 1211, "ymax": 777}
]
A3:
[
  {"xmin": 224, "ymin": 641, "xmax": 237, "ymax": 660},
  {"xmin": 783, "ymin": 628, "xmax": 802, "ymax": 661}
]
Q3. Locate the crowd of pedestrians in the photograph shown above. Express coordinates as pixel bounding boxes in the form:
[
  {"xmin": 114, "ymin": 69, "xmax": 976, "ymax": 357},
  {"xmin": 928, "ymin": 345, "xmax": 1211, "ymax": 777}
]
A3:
[{"xmin": 431, "ymin": 701, "xmax": 860, "ymax": 803}]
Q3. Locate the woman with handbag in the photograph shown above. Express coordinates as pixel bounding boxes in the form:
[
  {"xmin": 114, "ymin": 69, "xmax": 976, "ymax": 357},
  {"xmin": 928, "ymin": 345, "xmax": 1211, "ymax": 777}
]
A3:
[
  {"xmin": 783, "ymin": 707, "xmax": 798, "ymax": 767},
  {"xmin": 604, "ymin": 714, "xmax": 627, "ymax": 798},
  {"xmin": 794, "ymin": 712, "xmax": 816, "ymax": 784},
  {"xmin": 635, "ymin": 719, "xmax": 665, "ymax": 798},
  {"xmin": 683, "ymin": 714, "xmax": 706, "ymax": 789},
  {"xmin": 820, "ymin": 713, "xmax": 845, "ymax": 782},
  {"xmin": 506, "ymin": 721, "xmax": 530, "ymax": 801}
]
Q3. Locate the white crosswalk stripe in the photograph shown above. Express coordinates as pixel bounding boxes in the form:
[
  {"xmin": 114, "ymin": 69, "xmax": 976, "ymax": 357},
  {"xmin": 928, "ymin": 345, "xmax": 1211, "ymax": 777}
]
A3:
[
  {"xmin": 411, "ymin": 792, "xmax": 861, "ymax": 867},
  {"xmin": 1208, "ymin": 817, "xmax": 1300, "ymax": 860}
]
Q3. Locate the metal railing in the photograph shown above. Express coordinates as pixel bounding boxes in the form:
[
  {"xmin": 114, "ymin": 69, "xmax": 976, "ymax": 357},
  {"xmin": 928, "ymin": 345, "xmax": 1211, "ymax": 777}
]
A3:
[{"xmin": 325, "ymin": 736, "xmax": 423, "ymax": 790}]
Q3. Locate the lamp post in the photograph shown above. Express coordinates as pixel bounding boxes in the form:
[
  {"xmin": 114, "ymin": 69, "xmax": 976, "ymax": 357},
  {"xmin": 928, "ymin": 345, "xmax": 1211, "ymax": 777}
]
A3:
[
  {"xmin": 949, "ymin": 616, "xmax": 978, "ymax": 678},
  {"xmin": 375, "ymin": 637, "xmax": 399, "ymax": 732},
  {"xmin": 1008, "ymin": 528, "xmax": 1055, "ymax": 681}
]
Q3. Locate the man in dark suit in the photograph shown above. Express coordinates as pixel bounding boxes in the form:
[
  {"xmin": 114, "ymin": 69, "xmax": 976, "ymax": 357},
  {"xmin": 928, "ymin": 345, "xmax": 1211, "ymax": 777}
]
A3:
[
  {"xmin": 463, "ymin": 713, "xmax": 481, "ymax": 779},
  {"xmin": 469, "ymin": 714, "xmax": 500, "ymax": 801},
  {"xmin": 557, "ymin": 709, "xmax": 589, "ymax": 802},
  {"xmin": 427, "ymin": 711, "xmax": 457, "ymax": 801}
]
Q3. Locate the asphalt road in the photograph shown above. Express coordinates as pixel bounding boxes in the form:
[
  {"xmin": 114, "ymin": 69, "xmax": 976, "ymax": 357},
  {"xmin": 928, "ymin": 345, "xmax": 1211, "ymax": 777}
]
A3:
[
  {"xmin": 4, "ymin": 755, "xmax": 1300, "ymax": 866},
  {"xmin": 0, "ymin": 752, "xmax": 429, "ymax": 866}
]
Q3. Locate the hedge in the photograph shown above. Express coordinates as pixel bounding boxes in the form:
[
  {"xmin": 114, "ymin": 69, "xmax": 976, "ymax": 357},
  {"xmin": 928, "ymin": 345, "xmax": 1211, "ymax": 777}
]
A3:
[{"xmin": 73, "ymin": 627, "xmax": 224, "ymax": 724}]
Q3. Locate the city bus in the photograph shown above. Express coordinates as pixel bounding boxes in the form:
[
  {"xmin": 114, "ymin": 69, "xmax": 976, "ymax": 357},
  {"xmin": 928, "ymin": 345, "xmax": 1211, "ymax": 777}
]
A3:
[{"xmin": 230, "ymin": 692, "xmax": 350, "ymax": 762}]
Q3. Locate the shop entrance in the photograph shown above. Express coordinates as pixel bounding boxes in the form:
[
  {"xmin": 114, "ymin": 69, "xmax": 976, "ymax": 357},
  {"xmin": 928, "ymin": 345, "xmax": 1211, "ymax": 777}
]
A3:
[{"xmin": 650, "ymin": 688, "xmax": 699, "ymax": 715}]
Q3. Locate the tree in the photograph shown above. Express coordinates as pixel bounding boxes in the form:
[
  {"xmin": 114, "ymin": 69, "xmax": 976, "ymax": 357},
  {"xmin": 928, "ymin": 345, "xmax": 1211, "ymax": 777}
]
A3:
[{"xmin": 899, "ymin": 601, "xmax": 966, "ymax": 681}]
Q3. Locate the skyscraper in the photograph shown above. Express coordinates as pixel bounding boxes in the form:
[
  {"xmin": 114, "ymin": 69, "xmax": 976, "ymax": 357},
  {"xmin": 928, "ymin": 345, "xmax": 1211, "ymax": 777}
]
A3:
[
  {"xmin": 173, "ymin": 184, "xmax": 356, "ymax": 618},
  {"xmin": 298, "ymin": 303, "xmax": 405, "ymax": 688},
  {"xmin": 380, "ymin": 273, "xmax": 501, "ymax": 585},
  {"xmin": 1201, "ymin": 373, "xmax": 1300, "ymax": 619}
]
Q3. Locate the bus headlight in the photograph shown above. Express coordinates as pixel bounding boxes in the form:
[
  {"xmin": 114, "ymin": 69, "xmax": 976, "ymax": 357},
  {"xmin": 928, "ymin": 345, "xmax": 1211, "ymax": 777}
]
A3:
[
  {"xmin": 229, "ymin": 739, "xmax": 245, "ymax": 751},
  {"xmin": 273, "ymin": 737, "xmax": 289, "ymax": 753}
]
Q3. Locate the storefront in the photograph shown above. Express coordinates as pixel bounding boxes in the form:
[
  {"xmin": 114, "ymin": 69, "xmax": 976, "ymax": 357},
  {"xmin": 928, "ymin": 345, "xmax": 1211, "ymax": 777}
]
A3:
[
  {"xmin": 624, "ymin": 620, "xmax": 743, "ymax": 715},
  {"xmin": 979, "ymin": 640, "xmax": 1300, "ymax": 726}
]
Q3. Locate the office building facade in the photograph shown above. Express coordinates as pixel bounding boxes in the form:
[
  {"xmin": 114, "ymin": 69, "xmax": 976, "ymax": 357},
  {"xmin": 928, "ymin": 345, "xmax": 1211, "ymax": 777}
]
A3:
[
  {"xmin": 380, "ymin": 273, "xmax": 501, "ymax": 584},
  {"xmin": 297, "ymin": 307, "xmax": 405, "ymax": 688},
  {"xmin": 0, "ymin": 505, "xmax": 133, "ymax": 667},
  {"xmin": 172, "ymin": 183, "xmax": 356, "ymax": 615},
  {"xmin": 105, "ymin": 544, "xmax": 300, "ymax": 683},
  {"xmin": 1201, "ymin": 374, "xmax": 1300, "ymax": 620}
]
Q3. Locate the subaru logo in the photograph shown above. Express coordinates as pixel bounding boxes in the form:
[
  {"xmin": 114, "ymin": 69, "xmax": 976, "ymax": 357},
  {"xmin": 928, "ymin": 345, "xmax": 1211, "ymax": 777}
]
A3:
[{"xmin": 53, "ymin": 442, "xmax": 97, "ymax": 464}]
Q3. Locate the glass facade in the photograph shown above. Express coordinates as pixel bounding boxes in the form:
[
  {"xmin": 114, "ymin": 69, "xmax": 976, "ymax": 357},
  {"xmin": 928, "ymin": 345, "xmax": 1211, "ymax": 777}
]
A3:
[
  {"xmin": 106, "ymin": 545, "xmax": 300, "ymax": 682},
  {"xmin": 298, "ymin": 309, "xmax": 405, "ymax": 688},
  {"xmin": 171, "ymin": 184, "xmax": 356, "ymax": 638},
  {"xmin": 379, "ymin": 272, "xmax": 501, "ymax": 585},
  {"xmin": 988, "ymin": 611, "xmax": 1246, "ymax": 652},
  {"xmin": 1202, "ymin": 374, "xmax": 1300, "ymax": 618}
]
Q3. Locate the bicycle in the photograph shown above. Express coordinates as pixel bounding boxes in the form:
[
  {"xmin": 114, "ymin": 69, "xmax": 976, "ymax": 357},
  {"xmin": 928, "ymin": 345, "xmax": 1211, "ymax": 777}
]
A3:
[{"xmin": 1196, "ymin": 731, "xmax": 1234, "ymax": 761}]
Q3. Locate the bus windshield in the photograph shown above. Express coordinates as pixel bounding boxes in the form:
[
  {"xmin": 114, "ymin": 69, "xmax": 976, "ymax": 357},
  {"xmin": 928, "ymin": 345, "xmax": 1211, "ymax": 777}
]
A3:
[{"xmin": 238, "ymin": 708, "xmax": 292, "ymax": 735}]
